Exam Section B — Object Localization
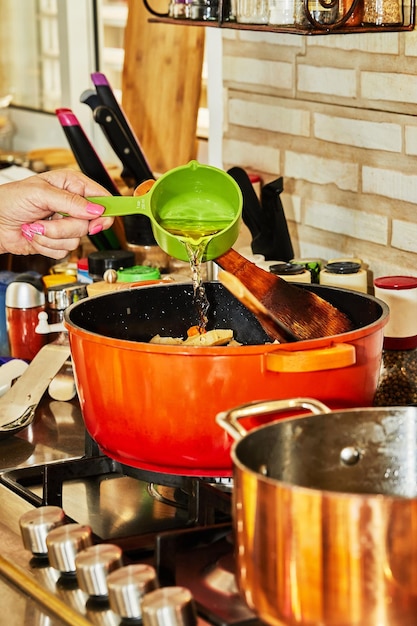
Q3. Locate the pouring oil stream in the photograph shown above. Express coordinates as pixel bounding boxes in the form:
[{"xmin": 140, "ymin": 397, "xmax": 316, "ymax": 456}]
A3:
[{"xmin": 159, "ymin": 218, "xmax": 231, "ymax": 332}]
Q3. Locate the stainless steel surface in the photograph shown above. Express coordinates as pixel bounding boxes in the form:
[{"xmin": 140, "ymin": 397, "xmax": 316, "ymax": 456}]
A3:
[
  {"xmin": 142, "ymin": 587, "xmax": 198, "ymax": 626},
  {"xmin": 107, "ymin": 563, "xmax": 159, "ymax": 619},
  {"xmin": 0, "ymin": 395, "xmax": 85, "ymax": 472},
  {"xmin": 19, "ymin": 505, "xmax": 65, "ymax": 556},
  {"xmin": 0, "ymin": 344, "xmax": 71, "ymax": 436},
  {"xmin": 46, "ymin": 283, "xmax": 88, "ymax": 310},
  {"xmin": 75, "ymin": 544, "xmax": 123, "ymax": 597}
]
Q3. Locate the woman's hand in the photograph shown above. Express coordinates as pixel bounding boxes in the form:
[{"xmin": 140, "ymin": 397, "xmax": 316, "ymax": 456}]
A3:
[{"xmin": 0, "ymin": 169, "xmax": 115, "ymax": 258}]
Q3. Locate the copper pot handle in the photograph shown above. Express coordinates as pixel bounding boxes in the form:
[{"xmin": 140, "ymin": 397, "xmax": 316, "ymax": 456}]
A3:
[{"xmin": 215, "ymin": 397, "xmax": 331, "ymax": 441}]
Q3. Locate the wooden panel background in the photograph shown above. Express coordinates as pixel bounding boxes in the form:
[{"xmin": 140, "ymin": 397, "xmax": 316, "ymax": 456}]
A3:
[{"xmin": 122, "ymin": 0, "xmax": 205, "ymax": 175}]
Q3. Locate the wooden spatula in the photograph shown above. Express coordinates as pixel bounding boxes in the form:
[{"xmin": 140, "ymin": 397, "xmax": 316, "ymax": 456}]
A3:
[
  {"xmin": 216, "ymin": 249, "xmax": 354, "ymax": 342},
  {"xmin": 218, "ymin": 271, "xmax": 299, "ymax": 342}
]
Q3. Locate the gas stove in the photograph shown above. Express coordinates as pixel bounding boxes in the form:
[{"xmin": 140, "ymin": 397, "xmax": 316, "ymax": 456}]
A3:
[{"xmin": 0, "ymin": 394, "xmax": 260, "ymax": 626}]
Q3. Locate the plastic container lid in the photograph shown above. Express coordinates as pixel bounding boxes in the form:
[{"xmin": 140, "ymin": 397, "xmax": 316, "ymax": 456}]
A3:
[
  {"xmin": 117, "ymin": 265, "xmax": 161, "ymax": 282},
  {"xmin": 374, "ymin": 276, "xmax": 417, "ymax": 290},
  {"xmin": 88, "ymin": 250, "xmax": 135, "ymax": 278},
  {"xmin": 269, "ymin": 263, "xmax": 305, "ymax": 276},
  {"xmin": 43, "ymin": 274, "xmax": 77, "ymax": 289},
  {"xmin": 77, "ymin": 258, "xmax": 89, "ymax": 271},
  {"xmin": 324, "ymin": 261, "xmax": 361, "ymax": 275}
]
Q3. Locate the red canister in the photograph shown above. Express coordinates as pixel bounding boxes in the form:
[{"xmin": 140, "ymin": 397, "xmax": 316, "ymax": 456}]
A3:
[{"xmin": 5, "ymin": 273, "xmax": 47, "ymax": 360}]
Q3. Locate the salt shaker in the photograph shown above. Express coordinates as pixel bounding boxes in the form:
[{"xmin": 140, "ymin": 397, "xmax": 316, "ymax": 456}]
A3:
[{"xmin": 374, "ymin": 276, "xmax": 417, "ymax": 406}]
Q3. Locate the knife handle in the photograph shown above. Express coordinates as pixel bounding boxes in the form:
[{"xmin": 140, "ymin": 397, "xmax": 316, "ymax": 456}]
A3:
[
  {"xmin": 56, "ymin": 109, "xmax": 120, "ymax": 195},
  {"xmin": 93, "ymin": 105, "xmax": 154, "ymax": 187},
  {"xmin": 91, "ymin": 72, "xmax": 154, "ymax": 181},
  {"xmin": 55, "ymin": 109, "xmax": 121, "ymax": 251}
]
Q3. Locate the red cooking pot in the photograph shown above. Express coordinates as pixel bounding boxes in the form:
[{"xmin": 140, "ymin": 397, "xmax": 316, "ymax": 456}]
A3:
[{"xmin": 64, "ymin": 282, "xmax": 388, "ymax": 476}]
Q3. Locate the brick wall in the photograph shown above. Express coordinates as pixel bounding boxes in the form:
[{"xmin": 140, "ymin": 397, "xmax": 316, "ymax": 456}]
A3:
[{"xmin": 221, "ymin": 28, "xmax": 417, "ymax": 289}]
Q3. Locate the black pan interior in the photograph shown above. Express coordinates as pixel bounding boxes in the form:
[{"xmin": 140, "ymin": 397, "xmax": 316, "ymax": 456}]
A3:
[{"xmin": 66, "ymin": 282, "xmax": 386, "ymax": 346}]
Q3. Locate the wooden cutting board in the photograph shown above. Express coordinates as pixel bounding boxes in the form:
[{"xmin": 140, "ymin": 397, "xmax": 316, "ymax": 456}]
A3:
[{"xmin": 122, "ymin": 0, "xmax": 205, "ymax": 175}]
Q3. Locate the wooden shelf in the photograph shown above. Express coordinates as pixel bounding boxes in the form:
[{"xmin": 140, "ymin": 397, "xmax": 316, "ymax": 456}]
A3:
[
  {"xmin": 145, "ymin": 0, "xmax": 415, "ymax": 35},
  {"xmin": 149, "ymin": 16, "xmax": 414, "ymax": 33}
]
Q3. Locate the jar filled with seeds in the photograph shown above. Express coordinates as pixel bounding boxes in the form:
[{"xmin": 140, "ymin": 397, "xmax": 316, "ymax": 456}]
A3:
[
  {"xmin": 373, "ymin": 276, "xmax": 417, "ymax": 406},
  {"xmin": 363, "ymin": 0, "xmax": 402, "ymax": 25}
]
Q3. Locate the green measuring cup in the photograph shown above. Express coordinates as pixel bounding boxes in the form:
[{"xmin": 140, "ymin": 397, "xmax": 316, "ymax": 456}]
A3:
[{"xmin": 88, "ymin": 160, "xmax": 243, "ymax": 263}]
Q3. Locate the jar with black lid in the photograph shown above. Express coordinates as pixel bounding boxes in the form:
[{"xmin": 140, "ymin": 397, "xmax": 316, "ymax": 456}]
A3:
[
  {"xmin": 87, "ymin": 250, "xmax": 135, "ymax": 282},
  {"xmin": 269, "ymin": 262, "xmax": 311, "ymax": 283},
  {"xmin": 319, "ymin": 260, "xmax": 368, "ymax": 293},
  {"xmin": 374, "ymin": 276, "xmax": 417, "ymax": 406}
]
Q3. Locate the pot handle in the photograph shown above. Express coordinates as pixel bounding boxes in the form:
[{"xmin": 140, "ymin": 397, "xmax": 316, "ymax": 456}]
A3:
[
  {"xmin": 266, "ymin": 342, "xmax": 356, "ymax": 373},
  {"xmin": 215, "ymin": 397, "xmax": 331, "ymax": 441}
]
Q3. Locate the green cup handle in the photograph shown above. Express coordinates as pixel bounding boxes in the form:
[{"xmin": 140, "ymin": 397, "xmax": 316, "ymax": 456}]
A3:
[{"xmin": 86, "ymin": 194, "xmax": 152, "ymax": 219}]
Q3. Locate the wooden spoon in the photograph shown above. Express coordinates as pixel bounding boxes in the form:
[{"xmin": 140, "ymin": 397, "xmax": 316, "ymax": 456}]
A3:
[{"xmin": 216, "ymin": 249, "xmax": 354, "ymax": 342}]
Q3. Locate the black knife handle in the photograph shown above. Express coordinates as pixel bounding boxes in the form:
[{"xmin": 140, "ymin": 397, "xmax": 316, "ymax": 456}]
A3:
[
  {"xmin": 56, "ymin": 109, "xmax": 120, "ymax": 195},
  {"xmin": 93, "ymin": 105, "xmax": 155, "ymax": 187},
  {"xmin": 55, "ymin": 109, "xmax": 121, "ymax": 251},
  {"xmin": 91, "ymin": 73, "xmax": 154, "ymax": 182}
]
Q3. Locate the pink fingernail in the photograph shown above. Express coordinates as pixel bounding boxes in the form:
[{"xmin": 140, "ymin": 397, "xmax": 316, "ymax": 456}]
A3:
[
  {"xmin": 86, "ymin": 202, "xmax": 105, "ymax": 216},
  {"xmin": 27, "ymin": 223, "xmax": 45, "ymax": 235},
  {"xmin": 21, "ymin": 224, "xmax": 34, "ymax": 240},
  {"xmin": 89, "ymin": 223, "xmax": 103, "ymax": 235}
]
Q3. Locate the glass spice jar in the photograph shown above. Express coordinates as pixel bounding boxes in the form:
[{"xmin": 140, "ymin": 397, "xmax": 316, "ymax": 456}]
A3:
[
  {"xmin": 294, "ymin": 0, "xmax": 339, "ymax": 25},
  {"xmin": 362, "ymin": 0, "xmax": 402, "ymax": 25},
  {"xmin": 373, "ymin": 276, "xmax": 417, "ymax": 406},
  {"xmin": 319, "ymin": 260, "xmax": 368, "ymax": 293},
  {"xmin": 236, "ymin": 0, "xmax": 269, "ymax": 23}
]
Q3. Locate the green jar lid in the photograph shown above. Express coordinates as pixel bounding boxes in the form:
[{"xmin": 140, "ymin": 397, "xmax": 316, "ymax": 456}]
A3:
[{"xmin": 117, "ymin": 265, "xmax": 161, "ymax": 282}]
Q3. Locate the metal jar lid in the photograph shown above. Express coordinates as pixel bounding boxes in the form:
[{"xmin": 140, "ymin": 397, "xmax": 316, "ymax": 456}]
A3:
[
  {"xmin": 5, "ymin": 277, "xmax": 45, "ymax": 309},
  {"xmin": 47, "ymin": 282, "xmax": 88, "ymax": 310}
]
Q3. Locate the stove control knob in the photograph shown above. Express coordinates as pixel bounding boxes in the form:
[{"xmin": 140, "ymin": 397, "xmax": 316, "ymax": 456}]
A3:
[
  {"xmin": 75, "ymin": 543, "xmax": 123, "ymax": 597},
  {"xmin": 46, "ymin": 523, "xmax": 93, "ymax": 574},
  {"xmin": 142, "ymin": 587, "xmax": 198, "ymax": 626},
  {"xmin": 19, "ymin": 506, "xmax": 65, "ymax": 557},
  {"xmin": 107, "ymin": 563, "xmax": 159, "ymax": 620}
]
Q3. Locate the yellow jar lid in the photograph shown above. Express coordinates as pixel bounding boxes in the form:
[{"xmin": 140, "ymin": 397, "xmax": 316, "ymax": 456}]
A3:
[{"xmin": 42, "ymin": 274, "xmax": 77, "ymax": 289}]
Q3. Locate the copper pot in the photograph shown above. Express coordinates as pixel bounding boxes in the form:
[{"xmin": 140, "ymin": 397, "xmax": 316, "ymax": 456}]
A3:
[{"xmin": 216, "ymin": 399, "xmax": 417, "ymax": 626}]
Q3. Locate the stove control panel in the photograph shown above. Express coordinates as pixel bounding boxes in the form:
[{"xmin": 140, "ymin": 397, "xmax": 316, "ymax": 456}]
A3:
[{"xmin": 17, "ymin": 505, "xmax": 199, "ymax": 626}]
